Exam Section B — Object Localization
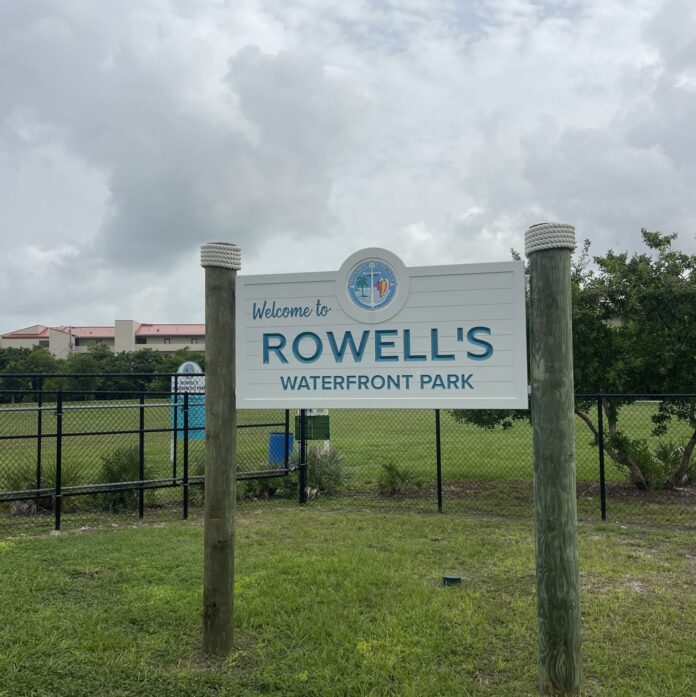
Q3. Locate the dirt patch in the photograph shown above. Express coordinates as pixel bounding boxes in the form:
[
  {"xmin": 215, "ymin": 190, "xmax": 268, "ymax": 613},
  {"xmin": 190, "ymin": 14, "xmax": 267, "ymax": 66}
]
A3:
[
  {"xmin": 412, "ymin": 479, "xmax": 696, "ymax": 506},
  {"xmin": 581, "ymin": 573, "xmax": 648, "ymax": 595},
  {"xmin": 600, "ymin": 483, "xmax": 696, "ymax": 502},
  {"xmin": 69, "ymin": 568, "xmax": 101, "ymax": 580},
  {"xmin": 626, "ymin": 580, "xmax": 645, "ymax": 593}
]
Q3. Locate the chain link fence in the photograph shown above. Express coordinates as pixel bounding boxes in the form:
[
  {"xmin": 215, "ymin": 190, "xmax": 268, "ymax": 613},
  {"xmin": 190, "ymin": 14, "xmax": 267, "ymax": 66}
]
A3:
[
  {"xmin": 0, "ymin": 375, "xmax": 292, "ymax": 536},
  {"xmin": 1, "ymin": 374, "xmax": 694, "ymax": 535}
]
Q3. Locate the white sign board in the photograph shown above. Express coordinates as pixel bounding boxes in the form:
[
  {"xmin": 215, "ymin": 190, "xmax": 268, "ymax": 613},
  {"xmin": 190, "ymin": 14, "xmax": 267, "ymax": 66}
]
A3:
[
  {"xmin": 236, "ymin": 249, "xmax": 528, "ymax": 409},
  {"xmin": 171, "ymin": 361, "xmax": 205, "ymax": 394}
]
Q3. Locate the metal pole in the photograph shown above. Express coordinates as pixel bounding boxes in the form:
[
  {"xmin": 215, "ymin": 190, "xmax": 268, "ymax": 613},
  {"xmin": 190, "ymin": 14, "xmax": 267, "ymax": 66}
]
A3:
[
  {"xmin": 284, "ymin": 409, "xmax": 290, "ymax": 470},
  {"xmin": 36, "ymin": 376, "xmax": 43, "ymax": 492},
  {"xmin": 139, "ymin": 384, "xmax": 145, "ymax": 519},
  {"xmin": 55, "ymin": 390, "xmax": 63, "ymax": 532},
  {"xmin": 183, "ymin": 391, "xmax": 190, "ymax": 520},
  {"xmin": 597, "ymin": 396, "xmax": 607, "ymax": 521},
  {"xmin": 435, "ymin": 409, "xmax": 443, "ymax": 513},
  {"xmin": 172, "ymin": 374, "xmax": 178, "ymax": 481},
  {"xmin": 299, "ymin": 409, "xmax": 307, "ymax": 504},
  {"xmin": 526, "ymin": 223, "xmax": 582, "ymax": 695},
  {"xmin": 201, "ymin": 242, "xmax": 241, "ymax": 656}
]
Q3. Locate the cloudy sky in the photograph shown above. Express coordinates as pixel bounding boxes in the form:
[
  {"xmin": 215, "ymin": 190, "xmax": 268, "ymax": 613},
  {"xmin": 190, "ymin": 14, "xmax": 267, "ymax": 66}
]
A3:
[{"xmin": 1, "ymin": 0, "xmax": 695, "ymax": 333}]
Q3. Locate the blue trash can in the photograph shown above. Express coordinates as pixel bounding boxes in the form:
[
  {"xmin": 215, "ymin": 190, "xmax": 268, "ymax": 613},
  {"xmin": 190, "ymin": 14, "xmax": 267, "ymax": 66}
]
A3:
[{"xmin": 268, "ymin": 432, "xmax": 294, "ymax": 467}]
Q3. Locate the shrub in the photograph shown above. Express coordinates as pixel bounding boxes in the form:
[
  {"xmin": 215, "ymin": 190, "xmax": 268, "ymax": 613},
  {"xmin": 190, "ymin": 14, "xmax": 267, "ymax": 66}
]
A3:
[
  {"xmin": 1, "ymin": 462, "xmax": 81, "ymax": 515},
  {"xmin": 187, "ymin": 444, "xmax": 349, "ymax": 502},
  {"xmin": 188, "ymin": 448, "xmax": 205, "ymax": 507},
  {"xmin": 292, "ymin": 445, "xmax": 349, "ymax": 496},
  {"xmin": 236, "ymin": 477, "xmax": 288, "ymax": 501},
  {"xmin": 94, "ymin": 445, "xmax": 155, "ymax": 512},
  {"xmin": 627, "ymin": 438, "xmax": 662, "ymax": 490},
  {"xmin": 610, "ymin": 436, "xmax": 692, "ymax": 490},
  {"xmin": 188, "ymin": 448, "xmax": 295, "ymax": 503},
  {"xmin": 377, "ymin": 461, "xmax": 421, "ymax": 497},
  {"xmin": 652, "ymin": 440, "xmax": 690, "ymax": 488}
]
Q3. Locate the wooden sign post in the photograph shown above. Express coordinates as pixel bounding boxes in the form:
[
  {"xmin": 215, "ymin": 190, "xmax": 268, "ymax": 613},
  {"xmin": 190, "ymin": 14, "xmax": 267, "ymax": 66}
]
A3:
[
  {"xmin": 526, "ymin": 223, "xmax": 582, "ymax": 695},
  {"xmin": 200, "ymin": 242, "xmax": 241, "ymax": 656}
]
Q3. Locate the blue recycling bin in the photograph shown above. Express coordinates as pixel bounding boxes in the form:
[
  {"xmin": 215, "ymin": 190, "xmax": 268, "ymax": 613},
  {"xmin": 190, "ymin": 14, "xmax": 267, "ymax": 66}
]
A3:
[{"xmin": 268, "ymin": 432, "xmax": 294, "ymax": 467}]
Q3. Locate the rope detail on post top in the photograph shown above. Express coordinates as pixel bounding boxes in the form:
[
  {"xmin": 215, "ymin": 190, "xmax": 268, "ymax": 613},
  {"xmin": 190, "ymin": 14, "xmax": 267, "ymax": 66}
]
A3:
[
  {"xmin": 200, "ymin": 242, "xmax": 242, "ymax": 270},
  {"xmin": 525, "ymin": 223, "xmax": 575, "ymax": 256}
]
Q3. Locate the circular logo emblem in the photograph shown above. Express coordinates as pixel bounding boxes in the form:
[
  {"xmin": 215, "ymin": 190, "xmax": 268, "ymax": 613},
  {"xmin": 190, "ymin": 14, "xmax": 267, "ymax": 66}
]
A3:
[
  {"xmin": 347, "ymin": 259, "xmax": 398, "ymax": 312},
  {"xmin": 177, "ymin": 361, "xmax": 202, "ymax": 375},
  {"xmin": 336, "ymin": 248, "xmax": 410, "ymax": 324}
]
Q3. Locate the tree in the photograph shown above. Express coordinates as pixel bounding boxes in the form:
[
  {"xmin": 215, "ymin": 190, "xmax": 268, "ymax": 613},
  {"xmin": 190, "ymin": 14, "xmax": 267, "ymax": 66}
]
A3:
[
  {"xmin": 104, "ymin": 348, "xmax": 165, "ymax": 394},
  {"xmin": 4, "ymin": 347, "xmax": 58, "ymax": 375},
  {"xmin": 0, "ymin": 348, "xmax": 58, "ymax": 402},
  {"xmin": 152, "ymin": 348, "xmax": 205, "ymax": 392},
  {"xmin": 0, "ymin": 345, "xmax": 208, "ymax": 401},
  {"xmin": 451, "ymin": 230, "xmax": 696, "ymax": 490},
  {"xmin": 0, "ymin": 347, "xmax": 30, "ymax": 372},
  {"xmin": 63, "ymin": 351, "xmax": 101, "ymax": 399},
  {"xmin": 592, "ymin": 231, "xmax": 696, "ymax": 488}
]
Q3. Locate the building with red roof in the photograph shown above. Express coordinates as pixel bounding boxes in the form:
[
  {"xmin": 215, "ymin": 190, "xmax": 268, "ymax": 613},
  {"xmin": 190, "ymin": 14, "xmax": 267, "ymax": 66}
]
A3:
[{"xmin": 0, "ymin": 321, "xmax": 205, "ymax": 357}]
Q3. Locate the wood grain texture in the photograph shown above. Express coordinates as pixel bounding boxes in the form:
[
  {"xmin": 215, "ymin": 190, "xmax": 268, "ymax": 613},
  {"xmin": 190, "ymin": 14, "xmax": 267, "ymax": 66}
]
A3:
[
  {"xmin": 529, "ymin": 249, "xmax": 582, "ymax": 695},
  {"xmin": 202, "ymin": 266, "xmax": 237, "ymax": 656}
]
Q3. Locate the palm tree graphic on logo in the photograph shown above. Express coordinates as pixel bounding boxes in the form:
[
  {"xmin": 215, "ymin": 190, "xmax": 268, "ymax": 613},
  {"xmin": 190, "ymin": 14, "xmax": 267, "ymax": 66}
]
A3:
[
  {"xmin": 355, "ymin": 274, "xmax": 369, "ymax": 298},
  {"xmin": 348, "ymin": 259, "xmax": 396, "ymax": 311}
]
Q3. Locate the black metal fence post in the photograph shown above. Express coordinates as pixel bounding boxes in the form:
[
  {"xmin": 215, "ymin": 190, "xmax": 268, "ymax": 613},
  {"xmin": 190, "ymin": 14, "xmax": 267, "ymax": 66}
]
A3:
[
  {"xmin": 299, "ymin": 409, "xmax": 307, "ymax": 504},
  {"xmin": 284, "ymin": 409, "xmax": 290, "ymax": 471},
  {"xmin": 435, "ymin": 409, "xmax": 443, "ymax": 513},
  {"xmin": 172, "ymin": 374, "xmax": 178, "ymax": 482},
  {"xmin": 183, "ymin": 391, "xmax": 189, "ymax": 519},
  {"xmin": 597, "ymin": 396, "xmax": 607, "ymax": 521},
  {"xmin": 35, "ymin": 375, "xmax": 44, "ymax": 492},
  {"xmin": 54, "ymin": 390, "xmax": 63, "ymax": 531},
  {"xmin": 138, "ymin": 384, "xmax": 145, "ymax": 519}
]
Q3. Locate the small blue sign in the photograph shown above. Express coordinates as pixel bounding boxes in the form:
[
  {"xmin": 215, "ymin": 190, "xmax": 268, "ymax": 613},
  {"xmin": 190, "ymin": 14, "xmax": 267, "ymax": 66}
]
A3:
[{"xmin": 171, "ymin": 361, "xmax": 205, "ymax": 441}]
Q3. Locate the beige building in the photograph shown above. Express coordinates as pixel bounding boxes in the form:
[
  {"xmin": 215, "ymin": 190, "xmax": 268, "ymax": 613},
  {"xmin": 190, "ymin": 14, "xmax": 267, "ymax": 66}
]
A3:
[{"xmin": 0, "ymin": 321, "xmax": 205, "ymax": 358}]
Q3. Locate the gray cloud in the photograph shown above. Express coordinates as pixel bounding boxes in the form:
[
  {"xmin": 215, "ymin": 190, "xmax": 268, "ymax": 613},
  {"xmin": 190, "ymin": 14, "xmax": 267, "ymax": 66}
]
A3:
[{"xmin": 1, "ymin": 0, "xmax": 695, "ymax": 332}]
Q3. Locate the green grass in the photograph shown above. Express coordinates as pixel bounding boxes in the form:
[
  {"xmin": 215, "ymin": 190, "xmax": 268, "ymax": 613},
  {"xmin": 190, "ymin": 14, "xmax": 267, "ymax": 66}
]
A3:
[{"xmin": 0, "ymin": 509, "xmax": 694, "ymax": 696}]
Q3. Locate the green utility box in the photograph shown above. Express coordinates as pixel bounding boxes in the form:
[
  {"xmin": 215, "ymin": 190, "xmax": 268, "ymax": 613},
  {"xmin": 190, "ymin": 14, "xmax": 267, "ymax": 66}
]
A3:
[{"xmin": 294, "ymin": 415, "xmax": 330, "ymax": 440}]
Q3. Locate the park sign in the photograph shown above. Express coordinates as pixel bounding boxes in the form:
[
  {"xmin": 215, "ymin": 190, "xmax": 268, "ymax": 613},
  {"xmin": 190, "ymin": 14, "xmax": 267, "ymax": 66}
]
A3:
[
  {"xmin": 171, "ymin": 361, "xmax": 205, "ymax": 444},
  {"xmin": 172, "ymin": 360, "xmax": 205, "ymax": 394},
  {"xmin": 236, "ymin": 248, "xmax": 528, "ymax": 409}
]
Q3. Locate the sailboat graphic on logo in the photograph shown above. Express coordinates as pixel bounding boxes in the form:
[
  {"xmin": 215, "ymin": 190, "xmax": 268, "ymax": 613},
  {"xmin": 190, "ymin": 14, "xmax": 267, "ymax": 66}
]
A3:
[{"xmin": 347, "ymin": 259, "xmax": 398, "ymax": 312}]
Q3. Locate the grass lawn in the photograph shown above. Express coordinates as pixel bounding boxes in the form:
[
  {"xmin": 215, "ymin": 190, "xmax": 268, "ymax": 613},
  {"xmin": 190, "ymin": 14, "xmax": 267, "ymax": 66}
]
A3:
[{"xmin": 0, "ymin": 509, "xmax": 695, "ymax": 696}]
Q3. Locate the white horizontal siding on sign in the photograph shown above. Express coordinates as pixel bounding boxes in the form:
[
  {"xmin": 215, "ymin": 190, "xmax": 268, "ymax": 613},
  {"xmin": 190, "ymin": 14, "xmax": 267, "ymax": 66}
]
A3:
[{"xmin": 236, "ymin": 253, "xmax": 528, "ymax": 410}]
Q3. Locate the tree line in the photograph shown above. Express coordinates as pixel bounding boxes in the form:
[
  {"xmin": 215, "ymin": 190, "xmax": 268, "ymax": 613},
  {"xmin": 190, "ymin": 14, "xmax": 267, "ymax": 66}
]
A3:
[{"xmin": 0, "ymin": 344, "xmax": 205, "ymax": 399}]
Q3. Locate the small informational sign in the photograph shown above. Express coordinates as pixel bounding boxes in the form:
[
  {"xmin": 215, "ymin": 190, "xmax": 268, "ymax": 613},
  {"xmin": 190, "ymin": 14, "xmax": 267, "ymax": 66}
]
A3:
[
  {"xmin": 171, "ymin": 361, "xmax": 206, "ymax": 444},
  {"xmin": 236, "ymin": 249, "xmax": 528, "ymax": 409}
]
